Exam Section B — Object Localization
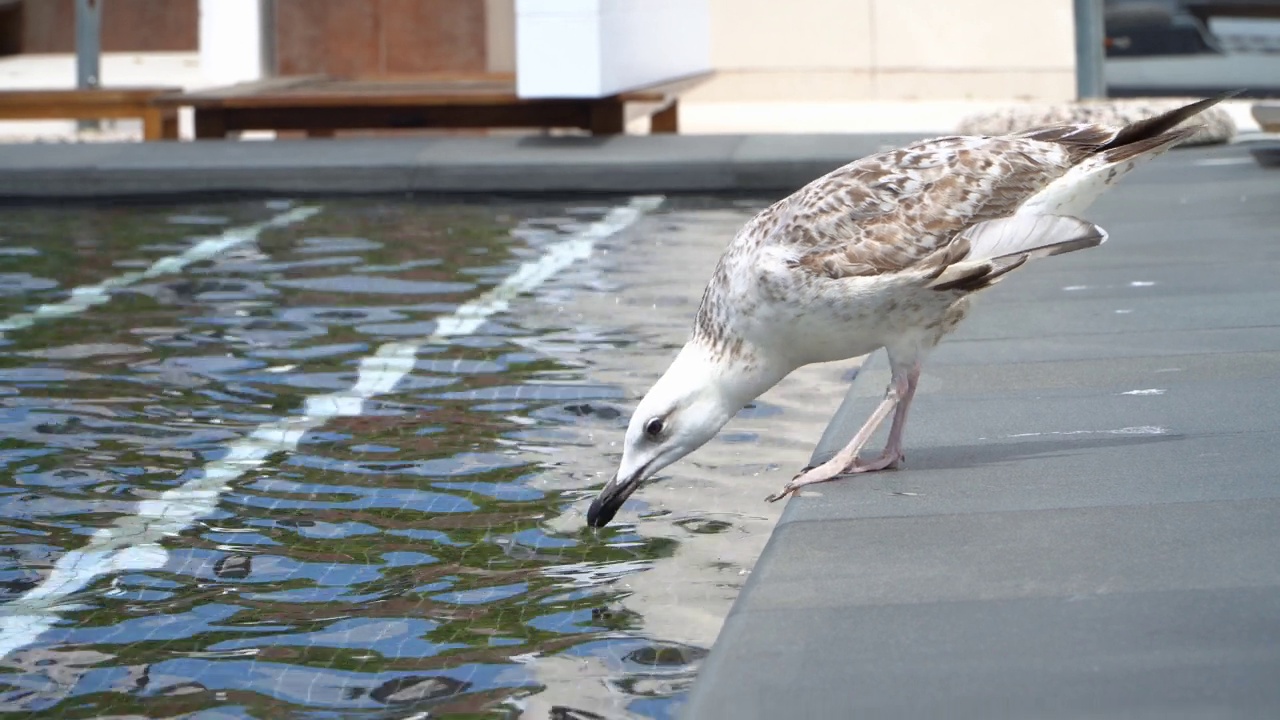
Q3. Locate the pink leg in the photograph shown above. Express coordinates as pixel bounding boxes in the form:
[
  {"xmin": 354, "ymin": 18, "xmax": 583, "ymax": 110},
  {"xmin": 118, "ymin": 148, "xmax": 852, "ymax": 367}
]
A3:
[
  {"xmin": 766, "ymin": 368, "xmax": 912, "ymax": 502},
  {"xmin": 852, "ymin": 363, "xmax": 921, "ymax": 472}
]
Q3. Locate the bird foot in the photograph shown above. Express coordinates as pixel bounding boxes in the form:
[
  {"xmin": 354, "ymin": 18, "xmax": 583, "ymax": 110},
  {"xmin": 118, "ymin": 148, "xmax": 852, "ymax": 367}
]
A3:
[
  {"xmin": 856, "ymin": 450, "xmax": 905, "ymax": 473},
  {"xmin": 765, "ymin": 450, "xmax": 904, "ymax": 503}
]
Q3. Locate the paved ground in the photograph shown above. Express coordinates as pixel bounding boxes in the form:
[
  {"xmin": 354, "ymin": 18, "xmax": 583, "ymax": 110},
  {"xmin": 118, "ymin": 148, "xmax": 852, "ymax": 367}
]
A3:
[{"xmin": 682, "ymin": 143, "xmax": 1280, "ymax": 718}]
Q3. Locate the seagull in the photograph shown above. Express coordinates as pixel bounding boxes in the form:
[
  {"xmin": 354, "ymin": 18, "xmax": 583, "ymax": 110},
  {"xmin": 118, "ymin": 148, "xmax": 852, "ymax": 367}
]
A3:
[{"xmin": 586, "ymin": 93, "xmax": 1234, "ymax": 528}]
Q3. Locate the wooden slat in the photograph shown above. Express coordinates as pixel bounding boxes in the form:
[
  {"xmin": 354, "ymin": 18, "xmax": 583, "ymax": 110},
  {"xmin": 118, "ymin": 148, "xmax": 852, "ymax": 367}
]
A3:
[
  {"xmin": 173, "ymin": 79, "xmax": 520, "ymax": 110},
  {"xmin": 0, "ymin": 86, "xmax": 182, "ymax": 140},
  {"xmin": 588, "ymin": 101, "xmax": 625, "ymax": 135},
  {"xmin": 617, "ymin": 71, "xmax": 714, "ymax": 102},
  {"xmin": 160, "ymin": 72, "xmax": 715, "ymax": 110},
  {"xmin": 141, "ymin": 108, "xmax": 180, "ymax": 141},
  {"xmin": 650, "ymin": 103, "xmax": 679, "ymax": 134},
  {"xmin": 158, "ymin": 74, "xmax": 502, "ymax": 107},
  {"xmin": 152, "ymin": 75, "xmax": 325, "ymax": 106},
  {"xmin": 164, "ymin": 71, "xmax": 714, "ymax": 137},
  {"xmin": 0, "ymin": 86, "xmax": 182, "ymax": 109},
  {"xmin": 0, "ymin": 104, "xmax": 151, "ymax": 120},
  {"xmin": 203, "ymin": 91, "xmax": 517, "ymax": 109},
  {"xmin": 194, "ymin": 110, "xmax": 228, "ymax": 139},
  {"xmin": 352, "ymin": 72, "xmax": 516, "ymax": 84},
  {"xmin": 205, "ymin": 103, "xmax": 595, "ymax": 135}
]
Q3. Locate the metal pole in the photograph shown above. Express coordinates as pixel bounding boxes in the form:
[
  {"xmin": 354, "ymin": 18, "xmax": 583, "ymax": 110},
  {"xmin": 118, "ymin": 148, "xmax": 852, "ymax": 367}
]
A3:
[
  {"xmin": 75, "ymin": 0, "xmax": 102, "ymax": 130},
  {"xmin": 1074, "ymin": 0, "xmax": 1107, "ymax": 99},
  {"xmin": 259, "ymin": 0, "xmax": 276, "ymax": 78}
]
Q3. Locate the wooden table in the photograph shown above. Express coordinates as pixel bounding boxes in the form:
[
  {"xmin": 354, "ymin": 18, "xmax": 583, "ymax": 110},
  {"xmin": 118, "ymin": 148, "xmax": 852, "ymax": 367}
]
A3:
[
  {"xmin": 0, "ymin": 87, "xmax": 181, "ymax": 141},
  {"xmin": 153, "ymin": 72, "xmax": 712, "ymax": 139},
  {"xmin": 1254, "ymin": 102, "xmax": 1280, "ymax": 133}
]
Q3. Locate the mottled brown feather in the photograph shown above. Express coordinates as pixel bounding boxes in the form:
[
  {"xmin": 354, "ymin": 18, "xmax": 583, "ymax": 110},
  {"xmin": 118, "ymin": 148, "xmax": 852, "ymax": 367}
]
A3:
[
  {"xmin": 774, "ymin": 93, "xmax": 1232, "ymax": 284},
  {"xmin": 779, "ymin": 135, "xmax": 1079, "ymax": 280}
]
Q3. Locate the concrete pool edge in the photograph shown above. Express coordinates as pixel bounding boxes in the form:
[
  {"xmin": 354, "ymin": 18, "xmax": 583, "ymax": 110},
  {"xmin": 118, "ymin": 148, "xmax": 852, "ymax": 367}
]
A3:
[{"xmin": 0, "ymin": 133, "xmax": 927, "ymax": 201}]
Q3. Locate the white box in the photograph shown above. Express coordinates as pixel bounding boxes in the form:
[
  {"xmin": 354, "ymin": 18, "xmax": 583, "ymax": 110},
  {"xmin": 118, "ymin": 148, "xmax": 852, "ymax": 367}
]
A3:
[
  {"xmin": 199, "ymin": 0, "xmax": 265, "ymax": 85},
  {"xmin": 515, "ymin": 0, "xmax": 711, "ymax": 99}
]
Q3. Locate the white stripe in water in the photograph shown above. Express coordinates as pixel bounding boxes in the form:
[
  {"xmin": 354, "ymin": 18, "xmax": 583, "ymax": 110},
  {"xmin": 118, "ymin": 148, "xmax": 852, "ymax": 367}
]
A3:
[
  {"xmin": 0, "ymin": 195, "xmax": 663, "ymax": 659},
  {"xmin": 0, "ymin": 206, "xmax": 321, "ymax": 337}
]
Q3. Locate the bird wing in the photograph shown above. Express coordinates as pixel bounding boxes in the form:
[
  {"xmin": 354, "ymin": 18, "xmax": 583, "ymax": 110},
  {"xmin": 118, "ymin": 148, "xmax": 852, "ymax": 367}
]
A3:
[{"xmin": 768, "ymin": 134, "xmax": 1091, "ymax": 280}]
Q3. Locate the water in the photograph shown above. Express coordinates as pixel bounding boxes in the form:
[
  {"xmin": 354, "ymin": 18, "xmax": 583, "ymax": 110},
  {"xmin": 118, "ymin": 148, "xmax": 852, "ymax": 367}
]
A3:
[{"xmin": 0, "ymin": 196, "xmax": 853, "ymax": 718}]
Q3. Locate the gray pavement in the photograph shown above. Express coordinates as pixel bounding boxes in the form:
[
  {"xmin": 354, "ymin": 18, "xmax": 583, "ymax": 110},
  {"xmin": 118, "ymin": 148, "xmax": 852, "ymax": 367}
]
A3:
[
  {"xmin": 0, "ymin": 133, "xmax": 923, "ymax": 200},
  {"xmin": 683, "ymin": 144, "xmax": 1280, "ymax": 718}
]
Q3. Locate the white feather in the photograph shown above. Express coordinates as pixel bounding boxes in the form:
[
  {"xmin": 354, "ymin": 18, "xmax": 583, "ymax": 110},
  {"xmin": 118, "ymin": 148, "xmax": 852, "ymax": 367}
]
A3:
[{"xmin": 959, "ymin": 214, "xmax": 1109, "ymax": 262}]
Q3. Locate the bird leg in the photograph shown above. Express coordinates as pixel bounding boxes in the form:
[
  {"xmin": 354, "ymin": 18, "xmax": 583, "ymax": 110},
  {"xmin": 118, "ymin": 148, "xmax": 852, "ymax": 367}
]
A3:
[
  {"xmin": 766, "ymin": 363, "xmax": 920, "ymax": 503},
  {"xmin": 856, "ymin": 362, "xmax": 921, "ymax": 472}
]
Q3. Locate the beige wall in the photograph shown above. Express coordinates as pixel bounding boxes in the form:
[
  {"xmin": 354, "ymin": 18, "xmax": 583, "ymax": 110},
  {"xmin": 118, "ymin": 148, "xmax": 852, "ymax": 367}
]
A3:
[
  {"xmin": 692, "ymin": 0, "xmax": 1076, "ymax": 102},
  {"xmin": 485, "ymin": 0, "xmax": 516, "ymax": 73},
  {"xmin": 489, "ymin": 0, "xmax": 1076, "ymax": 101}
]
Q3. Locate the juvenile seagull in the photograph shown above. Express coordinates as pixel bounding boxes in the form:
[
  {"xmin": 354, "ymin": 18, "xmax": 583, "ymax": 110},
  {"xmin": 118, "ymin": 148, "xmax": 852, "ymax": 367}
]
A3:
[{"xmin": 587, "ymin": 94, "xmax": 1232, "ymax": 528}]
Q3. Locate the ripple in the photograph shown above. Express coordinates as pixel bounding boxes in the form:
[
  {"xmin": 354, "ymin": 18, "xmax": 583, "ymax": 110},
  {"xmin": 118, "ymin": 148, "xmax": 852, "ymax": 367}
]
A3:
[
  {"xmin": 432, "ymin": 582, "xmax": 529, "ymax": 605},
  {"xmin": 17, "ymin": 343, "xmax": 148, "ymax": 360},
  {"xmin": 428, "ymin": 384, "xmax": 624, "ymax": 402},
  {"xmin": 248, "ymin": 342, "xmax": 367, "ymax": 360},
  {"xmin": 211, "ymin": 617, "xmax": 467, "ymax": 657},
  {"xmin": 168, "ymin": 214, "xmax": 231, "ymax": 226},
  {"xmin": 0, "ymin": 197, "xmax": 751, "ymax": 719},
  {"xmin": 0, "ymin": 273, "xmax": 58, "ymax": 295},
  {"xmin": 274, "ymin": 276, "xmax": 474, "ymax": 295},
  {"xmin": 0, "ymin": 368, "xmax": 100, "ymax": 383},
  {"xmin": 295, "ymin": 236, "xmax": 384, "ymax": 254},
  {"xmin": 284, "ymin": 453, "xmax": 528, "ymax": 480}
]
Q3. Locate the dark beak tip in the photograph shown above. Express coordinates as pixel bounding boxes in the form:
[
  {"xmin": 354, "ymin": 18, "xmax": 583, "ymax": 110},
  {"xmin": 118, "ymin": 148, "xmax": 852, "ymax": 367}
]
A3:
[{"xmin": 586, "ymin": 495, "xmax": 617, "ymax": 528}]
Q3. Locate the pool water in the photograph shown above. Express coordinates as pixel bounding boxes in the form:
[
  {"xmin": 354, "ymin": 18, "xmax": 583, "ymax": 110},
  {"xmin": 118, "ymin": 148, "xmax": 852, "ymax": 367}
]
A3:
[{"xmin": 0, "ymin": 196, "xmax": 852, "ymax": 718}]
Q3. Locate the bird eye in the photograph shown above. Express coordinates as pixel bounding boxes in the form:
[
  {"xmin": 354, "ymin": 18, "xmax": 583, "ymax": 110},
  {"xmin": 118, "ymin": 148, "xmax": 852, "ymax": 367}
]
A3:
[{"xmin": 644, "ymin": 417, "xmax": 665, "ymax": 438}]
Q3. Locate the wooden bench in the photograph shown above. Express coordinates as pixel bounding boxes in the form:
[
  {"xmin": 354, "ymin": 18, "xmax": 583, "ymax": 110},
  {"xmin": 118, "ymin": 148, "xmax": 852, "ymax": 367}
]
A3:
[
  {"xmin": 0, "ymin": 87, "xmax": 181, "ymax": 141},
  {"xmin": 153, "ymin": 72, "xmax": 712, "ymax": 139},
  {"xmin": 1254, "ymin": 102, "xmax": 1280, "ymax": 133}
]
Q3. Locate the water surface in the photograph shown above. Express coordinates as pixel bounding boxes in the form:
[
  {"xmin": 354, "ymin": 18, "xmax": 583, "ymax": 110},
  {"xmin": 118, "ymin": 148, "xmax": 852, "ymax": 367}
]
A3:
[{"xmin": 0, "ymin": 196, "xmax": 852, "ymax": 718}]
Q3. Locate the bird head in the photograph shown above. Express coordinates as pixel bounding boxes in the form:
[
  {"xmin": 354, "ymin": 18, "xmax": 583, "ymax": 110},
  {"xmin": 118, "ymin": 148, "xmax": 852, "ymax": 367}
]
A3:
[{"xmin": 586, "ymin": 342, "xmax": 776, "ymax": 528}]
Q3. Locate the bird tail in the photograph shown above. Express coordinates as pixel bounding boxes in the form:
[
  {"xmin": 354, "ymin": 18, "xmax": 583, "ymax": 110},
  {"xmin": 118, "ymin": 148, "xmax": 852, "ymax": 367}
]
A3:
[
  {"xmin": 1099, "ymin": 91, "xmax": 1239, "ymax": 161},
  {"xmin": 1020, "ymin": 93, "xmax": 1239, "ymax": 219},
  {"xmin": 927, "ymin": 93, "xmax": 1238, "ymax": 295}
]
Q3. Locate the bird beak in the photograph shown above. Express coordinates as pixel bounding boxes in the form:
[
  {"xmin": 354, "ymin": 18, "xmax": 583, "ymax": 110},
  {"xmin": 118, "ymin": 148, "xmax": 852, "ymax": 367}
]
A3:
[{"xmin": 586, "ymin": 467, "xmax": 645, "ymax": 528}]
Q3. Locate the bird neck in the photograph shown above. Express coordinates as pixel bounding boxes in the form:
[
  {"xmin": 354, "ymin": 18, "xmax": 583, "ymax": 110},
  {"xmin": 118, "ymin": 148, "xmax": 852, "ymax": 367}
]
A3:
[{"xmin": 665, "ymin": 338, "xmax": 789, "ymax": 415}]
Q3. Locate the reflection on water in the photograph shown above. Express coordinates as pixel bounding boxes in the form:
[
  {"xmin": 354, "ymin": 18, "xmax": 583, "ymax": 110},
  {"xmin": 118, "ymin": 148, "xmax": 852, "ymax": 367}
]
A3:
[{"xmin": 0, "ymin": 196, "xmax": 851, "ymax": 718}]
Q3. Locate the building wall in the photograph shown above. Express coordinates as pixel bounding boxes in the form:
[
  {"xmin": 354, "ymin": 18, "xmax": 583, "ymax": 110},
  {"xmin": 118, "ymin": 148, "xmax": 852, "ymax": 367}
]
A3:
[
  {"xmin": 272, "ymin": 0, "xmax": 488, "ymax": 77},
  {"xmin": 19, "ymin": 0, "xmax": 198, "ymax": 53},
  {"xmin": 485, "ymin": 0, "xmax": 1076, "ymax": 102},
  {"xmin": 692, "ymin": 0, "xmax": 1076, "ymax": 101},
  {"xmin": 13, "ymin": 0, "xmax": 492, "ymax": 78},
  {"xmin": 13, "ymin": 0, "xmax": 1072, "ymax": 101}
]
